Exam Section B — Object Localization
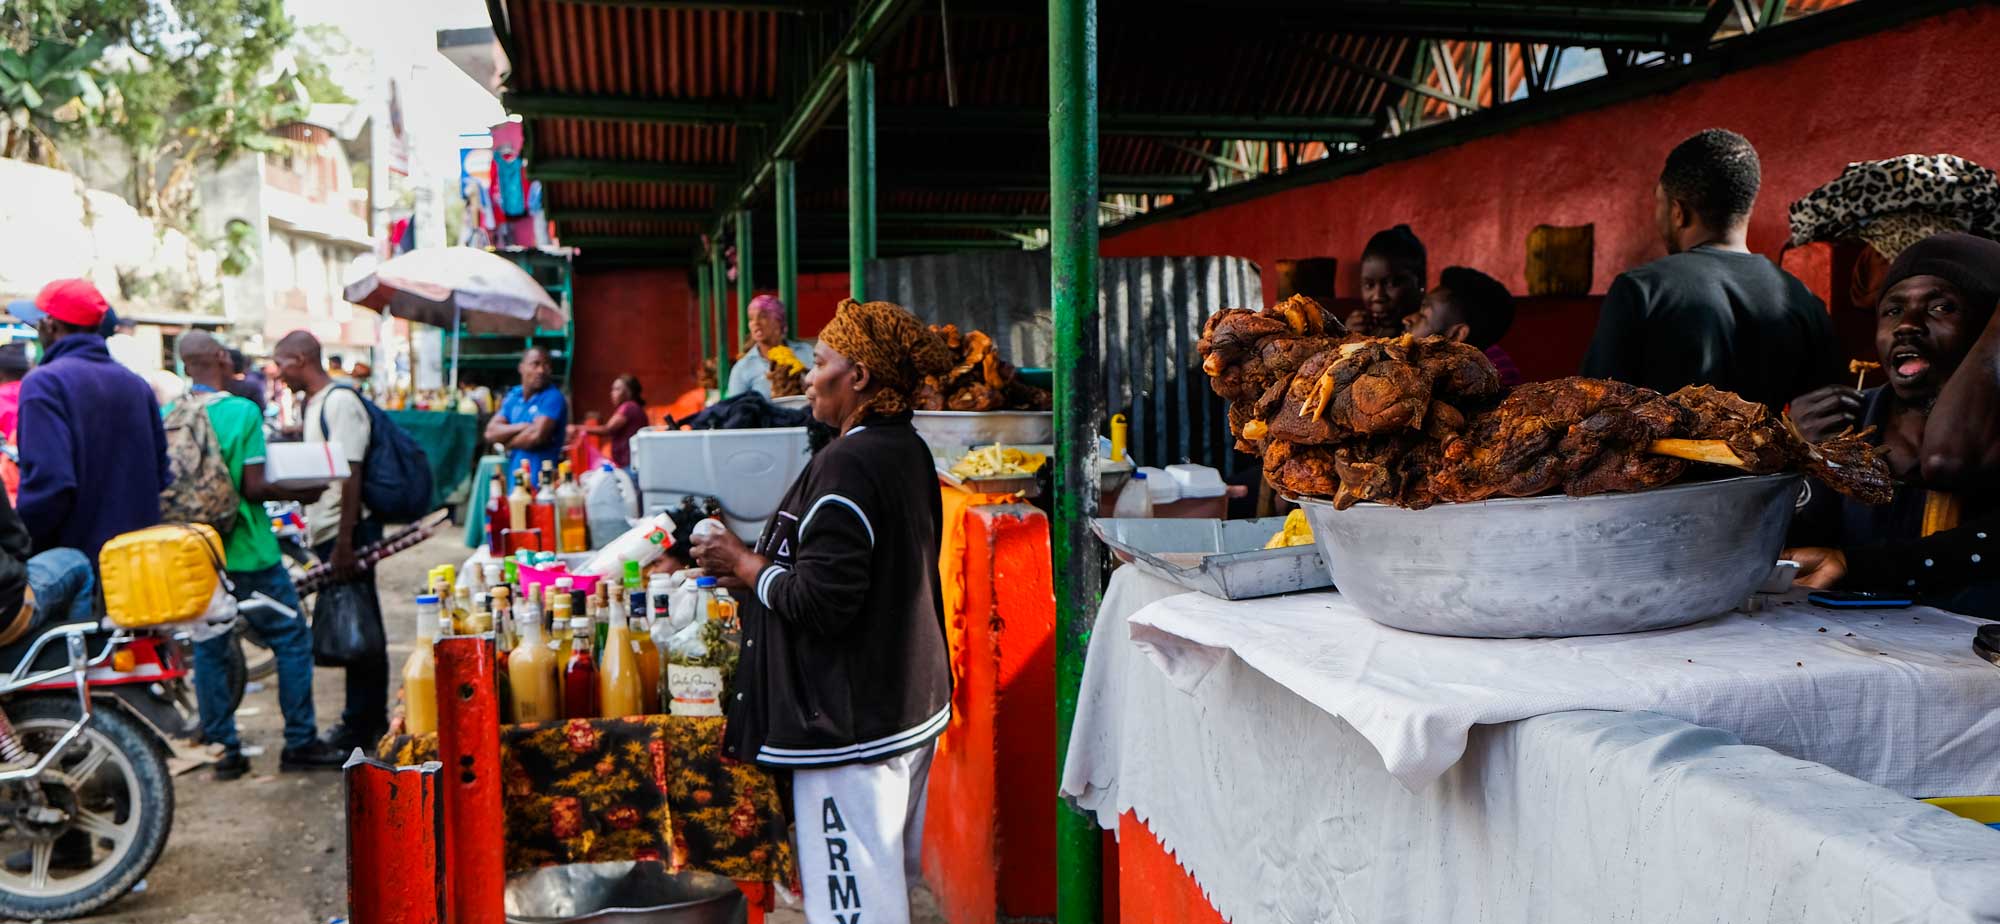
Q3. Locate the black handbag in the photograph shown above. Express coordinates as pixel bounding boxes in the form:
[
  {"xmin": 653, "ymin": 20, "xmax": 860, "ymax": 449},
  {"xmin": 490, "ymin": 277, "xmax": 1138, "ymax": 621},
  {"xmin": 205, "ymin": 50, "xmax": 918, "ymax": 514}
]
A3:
[{"xmin": 311, "ymin": 578, "xmax": 385, "ymax": 668}]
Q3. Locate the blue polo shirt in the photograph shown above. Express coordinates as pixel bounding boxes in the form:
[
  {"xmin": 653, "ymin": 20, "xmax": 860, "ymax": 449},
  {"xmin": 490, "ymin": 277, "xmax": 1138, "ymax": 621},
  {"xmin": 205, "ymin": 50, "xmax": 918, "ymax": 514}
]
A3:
[{"xmin": 499, "ymin": 385, "xmax": 568, "ymax": 487}]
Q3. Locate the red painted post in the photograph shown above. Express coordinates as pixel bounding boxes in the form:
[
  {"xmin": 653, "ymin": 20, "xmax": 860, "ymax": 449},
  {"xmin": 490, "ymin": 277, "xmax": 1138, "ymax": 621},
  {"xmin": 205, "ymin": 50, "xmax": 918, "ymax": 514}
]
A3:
[
  {"xmin": 436, "ymin": 636, "xmax": 505, "ymax": 923},
  {"xmin": 345, "ymin": 754, "xmax": 445, "ymax": 924},
  {"xmin": 735, "ymin": 880, "xmax": 773, "ymax": 924}
]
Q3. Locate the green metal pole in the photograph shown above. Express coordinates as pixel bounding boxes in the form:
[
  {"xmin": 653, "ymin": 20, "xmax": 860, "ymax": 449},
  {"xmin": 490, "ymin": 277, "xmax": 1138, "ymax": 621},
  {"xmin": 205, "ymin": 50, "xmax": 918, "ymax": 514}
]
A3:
[
  {"xmin": 776, "ymin": 159, "xmax": 799, "ymax": 331},
  {"xmin": 1050, "ymin": 0, "xmax": 1102, "ymax": 921},
  {"xmin": 846, "ymin": 57, "xmax": 876, "ymax": 301},
  {"xmin": 695, "ymin": 262, "xmax": 711, "ymax": 388},
  {"xmin": 711, "ymin": 240, "xmax": 730, "ymax": 389},
  {"xmin": 736, "ymin": 208, "xmax": 754, "ymax": 350}
]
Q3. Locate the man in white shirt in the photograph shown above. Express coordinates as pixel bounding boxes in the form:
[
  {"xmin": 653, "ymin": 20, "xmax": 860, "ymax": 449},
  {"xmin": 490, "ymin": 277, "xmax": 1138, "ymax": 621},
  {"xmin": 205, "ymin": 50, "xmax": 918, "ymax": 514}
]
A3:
[{"xmin": 274, "ymin": 330, "xmax": 386, "ymax": 751}]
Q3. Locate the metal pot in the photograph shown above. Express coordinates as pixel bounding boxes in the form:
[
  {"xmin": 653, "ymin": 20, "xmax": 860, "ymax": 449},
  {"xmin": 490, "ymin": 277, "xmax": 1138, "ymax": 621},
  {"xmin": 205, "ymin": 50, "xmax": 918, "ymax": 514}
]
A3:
[
  {"xmin": 1296, "ymin": 473, "xmax": 1802, "ymax": 638},
  {"xmin": 504, "ymin": 862, "xmax": 746, "ymax": 924}
]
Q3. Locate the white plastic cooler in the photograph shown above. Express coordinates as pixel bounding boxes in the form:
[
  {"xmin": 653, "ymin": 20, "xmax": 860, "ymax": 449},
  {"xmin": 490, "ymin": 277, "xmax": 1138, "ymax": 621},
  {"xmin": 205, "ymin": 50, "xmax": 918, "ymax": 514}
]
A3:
[{"xmin": 629, "ymin": 428, "xmax": 813, "ymax": 541}]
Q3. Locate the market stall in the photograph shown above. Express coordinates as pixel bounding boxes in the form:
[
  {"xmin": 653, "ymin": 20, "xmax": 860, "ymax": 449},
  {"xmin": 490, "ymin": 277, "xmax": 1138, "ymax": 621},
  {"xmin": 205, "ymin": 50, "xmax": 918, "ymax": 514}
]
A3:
[
  {"xmin": 382, "ymin": 408, "xmax": 483, "ymax": 512},
  {"xmin": 1065, "ymin": 567, "xmax": 2000, "ymax": 923}
]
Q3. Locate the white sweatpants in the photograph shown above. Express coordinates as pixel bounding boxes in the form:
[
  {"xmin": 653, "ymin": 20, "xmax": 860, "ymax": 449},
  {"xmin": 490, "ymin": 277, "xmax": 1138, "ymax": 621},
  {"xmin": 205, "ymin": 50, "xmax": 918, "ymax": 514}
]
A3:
[{"xmin": 791, "ymin": 743, "xmax": 935, "ymax": 924}]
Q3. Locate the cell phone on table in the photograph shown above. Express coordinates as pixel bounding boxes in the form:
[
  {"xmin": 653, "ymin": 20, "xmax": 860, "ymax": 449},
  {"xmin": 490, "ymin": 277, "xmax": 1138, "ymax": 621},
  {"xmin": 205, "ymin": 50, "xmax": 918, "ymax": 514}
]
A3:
[{"xmin": 1807, "ymin": 590, "xmax": 1915, "ymax": 608}]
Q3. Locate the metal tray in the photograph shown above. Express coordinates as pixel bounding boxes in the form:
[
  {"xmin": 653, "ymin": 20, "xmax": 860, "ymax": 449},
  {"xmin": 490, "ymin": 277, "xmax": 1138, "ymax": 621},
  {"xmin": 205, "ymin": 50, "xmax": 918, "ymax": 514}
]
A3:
[{"xmin": 1092, "ymin": 517, "xmax": 1331, "ymax": 600}]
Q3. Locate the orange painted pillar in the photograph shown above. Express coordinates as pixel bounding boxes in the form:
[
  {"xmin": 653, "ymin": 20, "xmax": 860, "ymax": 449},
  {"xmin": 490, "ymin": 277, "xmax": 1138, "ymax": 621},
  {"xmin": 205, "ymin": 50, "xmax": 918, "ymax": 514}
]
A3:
[
  {"xmin": 435, "ymin": 636, "xmax": 505, "ymax": 923},
  {"xmin": 1116, "ymin": 813, "xmax": 1226, "ymax": 924},
  {"xmin": 344, "ymin": 755, "xmax": 445, "ymax": 924},
  {"xmin": 923, "ymin": 501, "xmax": 1057, "ymax": 923}
]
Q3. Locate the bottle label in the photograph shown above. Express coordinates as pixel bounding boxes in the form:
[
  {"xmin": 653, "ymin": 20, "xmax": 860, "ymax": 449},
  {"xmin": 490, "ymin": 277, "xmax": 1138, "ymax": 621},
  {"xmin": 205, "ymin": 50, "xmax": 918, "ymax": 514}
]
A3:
[{"xmin": 667, "ymin": 665, "xmax": 724, "ymax": 717}]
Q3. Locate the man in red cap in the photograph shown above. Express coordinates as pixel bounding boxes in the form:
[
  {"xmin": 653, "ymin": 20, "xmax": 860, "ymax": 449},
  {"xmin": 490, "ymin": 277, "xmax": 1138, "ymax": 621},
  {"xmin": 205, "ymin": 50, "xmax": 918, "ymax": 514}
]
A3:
[{"xmin": 15, "ymin": 278, "xmax": 171, "ymax": 563}]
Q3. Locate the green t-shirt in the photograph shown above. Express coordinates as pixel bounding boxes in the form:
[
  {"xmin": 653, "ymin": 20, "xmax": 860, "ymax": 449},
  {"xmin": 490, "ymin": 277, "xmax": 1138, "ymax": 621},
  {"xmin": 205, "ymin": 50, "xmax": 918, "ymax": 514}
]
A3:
[{"xmin": 171, "ymin": 391, "xmax": 281, "ymax": 573}]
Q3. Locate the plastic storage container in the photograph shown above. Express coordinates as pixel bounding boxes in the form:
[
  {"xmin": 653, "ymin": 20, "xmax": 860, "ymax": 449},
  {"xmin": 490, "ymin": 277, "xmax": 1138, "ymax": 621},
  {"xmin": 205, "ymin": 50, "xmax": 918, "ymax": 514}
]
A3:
[
  {"xmin": 99, "ymin": 524, "xmax": 225, "ymax": 628},
  {"xmin": 631, "ymin": 428, "xmax": 812, "ymax": 541}
]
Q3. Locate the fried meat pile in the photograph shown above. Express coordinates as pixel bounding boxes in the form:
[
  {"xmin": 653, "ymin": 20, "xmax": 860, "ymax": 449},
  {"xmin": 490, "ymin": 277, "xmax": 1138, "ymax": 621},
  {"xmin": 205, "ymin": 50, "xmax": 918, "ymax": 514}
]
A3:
[
  {"xmin": 916, "ymin": 325, "xmax": 1051, "ymax": 412},
  {"xmin": 1198, "ymin": 297, "xmax": 1893, "ymax": 509}
]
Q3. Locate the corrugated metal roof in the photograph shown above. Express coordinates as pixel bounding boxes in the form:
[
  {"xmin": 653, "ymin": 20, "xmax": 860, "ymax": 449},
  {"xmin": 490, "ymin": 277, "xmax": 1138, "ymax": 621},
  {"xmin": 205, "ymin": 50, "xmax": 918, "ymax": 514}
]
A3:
[{"xmin": 494, "ymin": 0, "xmax": 1874, "ymax": 254}]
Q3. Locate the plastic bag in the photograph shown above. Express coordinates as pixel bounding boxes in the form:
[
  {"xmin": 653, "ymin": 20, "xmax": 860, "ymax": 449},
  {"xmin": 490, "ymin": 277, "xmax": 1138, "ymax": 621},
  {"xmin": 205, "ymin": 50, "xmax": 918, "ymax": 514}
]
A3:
[
  {"xmin": 664, "ymin": 616, "xmax": 707, "ymax": 661},
  {"xmin": 666, "ymin": 571, "xmax": 703, "ymax": 634},
  {"xmin": 186, "ymin": 584, "xmax": 239, "ymax": 644},
  {"xmin": 312, "ymin": 578, "xmax": 385, "ymax": 668},
  {"xmin": 579, "ymin": 513, "xmax": 675, "ymax": 577}
]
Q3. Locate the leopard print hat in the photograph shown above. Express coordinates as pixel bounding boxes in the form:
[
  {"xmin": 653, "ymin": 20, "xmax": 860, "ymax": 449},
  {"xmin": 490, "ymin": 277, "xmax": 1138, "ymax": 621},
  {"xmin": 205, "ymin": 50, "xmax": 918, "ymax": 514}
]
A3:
[{"xmin": 1787, "ymin": 154, "xmax": 2000, "ymax": 259}]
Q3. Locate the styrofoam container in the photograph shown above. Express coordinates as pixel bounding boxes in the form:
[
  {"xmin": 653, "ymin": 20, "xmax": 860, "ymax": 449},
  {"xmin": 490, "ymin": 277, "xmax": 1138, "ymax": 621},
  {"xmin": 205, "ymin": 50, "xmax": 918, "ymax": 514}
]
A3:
[
  {"xmin": 1164, "ymin": 464, "xmax": 1228, "ymax": 499},
  {"xmin": 264, "ymin": 441, "xmax": 351, "ymax": 490},
  {"xmin": 632, "ymin": 428, "xmax": 812, "ymax": 541},
  {"xmin": 911, "ymin": 411, "xmax": 1052, "ymax": 456}
]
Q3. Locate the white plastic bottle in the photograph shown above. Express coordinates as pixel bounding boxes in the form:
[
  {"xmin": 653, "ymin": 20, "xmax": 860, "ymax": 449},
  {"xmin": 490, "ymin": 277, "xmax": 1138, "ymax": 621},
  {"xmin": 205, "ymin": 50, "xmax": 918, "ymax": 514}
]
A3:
[{"xmin": 1112, "ymin": 471, "xmax": 1155, "ymax": 518}]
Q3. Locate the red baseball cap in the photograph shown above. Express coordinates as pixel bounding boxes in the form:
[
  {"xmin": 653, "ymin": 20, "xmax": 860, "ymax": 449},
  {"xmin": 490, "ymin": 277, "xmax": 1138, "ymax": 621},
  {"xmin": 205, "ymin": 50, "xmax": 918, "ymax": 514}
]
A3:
[{"xmin": 33, "ymin": 278, "xmax": 109, "ymax": 328}]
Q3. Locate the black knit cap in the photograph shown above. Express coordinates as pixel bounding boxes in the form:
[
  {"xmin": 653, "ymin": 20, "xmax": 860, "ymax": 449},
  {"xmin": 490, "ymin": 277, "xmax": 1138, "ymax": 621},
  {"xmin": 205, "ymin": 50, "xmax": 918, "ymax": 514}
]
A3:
[
  {"xmin": 0, "ymin": 343, "xmax": 27, "ymax": 376},
  {"xmin": 1881, "ymin": 231, "xmax": 2000, "ymax": 318},
  {"xmin": 1363, "ymin": 224, "xmax": 1427, "ymax": 279}
]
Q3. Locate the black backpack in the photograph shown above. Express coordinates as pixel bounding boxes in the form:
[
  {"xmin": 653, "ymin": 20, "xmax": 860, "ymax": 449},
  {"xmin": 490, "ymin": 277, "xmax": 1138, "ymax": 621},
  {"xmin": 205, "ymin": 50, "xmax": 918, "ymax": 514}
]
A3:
[{"xmin": 319, "ymin": 385, "xmax": 434, "ymax": 523}]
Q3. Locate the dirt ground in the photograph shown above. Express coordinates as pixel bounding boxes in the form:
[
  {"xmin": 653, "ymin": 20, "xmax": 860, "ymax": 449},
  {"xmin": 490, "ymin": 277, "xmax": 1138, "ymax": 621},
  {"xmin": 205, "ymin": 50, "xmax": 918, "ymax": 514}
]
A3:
[{"xmin": 69, "ymin": 531, "xmax": 944, "ymax": 924}]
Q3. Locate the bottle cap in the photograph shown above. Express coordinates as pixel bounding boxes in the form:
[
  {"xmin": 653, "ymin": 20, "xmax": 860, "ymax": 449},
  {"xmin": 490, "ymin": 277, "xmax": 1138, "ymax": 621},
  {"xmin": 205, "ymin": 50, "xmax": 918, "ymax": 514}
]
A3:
[
  {"xmin": 1132, "ymin": 471, "xmax": 1148, "ymax": 480},
  {"xmin": 416, "ymin": 594, "xmax": 439, "ymax": 605},
  {"xmin": 623, "ymin": 560, "xmax": 642, "ymax": 581},
  {"xmin": 554, "ymin": 577, "xmax": 574, "ymax": 590},
  {"xmin": 696, "ymin": 576, "xmax": 718, "ymax": 588},
  {"xmin": 569, "ymin": 616, "xmax": 591, "ymax": 629}
]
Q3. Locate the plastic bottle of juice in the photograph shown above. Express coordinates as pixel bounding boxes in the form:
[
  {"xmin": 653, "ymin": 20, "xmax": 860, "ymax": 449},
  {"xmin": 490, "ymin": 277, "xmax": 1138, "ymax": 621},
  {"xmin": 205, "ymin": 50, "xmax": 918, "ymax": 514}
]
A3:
[
  {"xmin": 637, "ymin": 574, "xmax": 670, "ymax": 713},
  {"xmin": 402, "ymin": 595, "xmax": 442, "ymax": 735},
  {"xmin": 561, "ymin": 616, "xmax": 599, "ymax": 719},
  {"xmin": 711, "ymin": 585, "xmax": 741, "ymax": 702},
  {"xmin": 453, "ymin": 585, "xmax": 475, "ymax": 636},
  {"xmin": 556, "ymin": 462, "xmax": 589, "ymax": 553},
  {"xmin": 597, "ymin": 595, "xmax": 644, "ymax": 718},
  {"xmin": 531, "ymin": 463, "xmax": 558, "ymax": 548},
  {"xmin": 486, "ymin": 475, "xmax": 510, "ymax": 555},
  {"xmin": 508, "ymin": 463, "xmax": 533, "ymax": 536},
  {"xmin": 539, "ymin": 580, "xmax": 563, "ymax": 645},
  {"xmin": 508, "ymin": 599, "xmax": 559, "ymax": 723}
]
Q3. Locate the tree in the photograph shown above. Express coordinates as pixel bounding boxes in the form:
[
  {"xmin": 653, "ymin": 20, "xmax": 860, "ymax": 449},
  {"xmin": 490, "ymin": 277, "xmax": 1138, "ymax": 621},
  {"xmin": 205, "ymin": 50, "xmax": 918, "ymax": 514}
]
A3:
[
  {"xmin": 5, "ymin": 0, "xmax": 343, "ymax": 229},
  {"xmin": 0, "ymin": 32, "xmax": 109, "ymax": 167}
]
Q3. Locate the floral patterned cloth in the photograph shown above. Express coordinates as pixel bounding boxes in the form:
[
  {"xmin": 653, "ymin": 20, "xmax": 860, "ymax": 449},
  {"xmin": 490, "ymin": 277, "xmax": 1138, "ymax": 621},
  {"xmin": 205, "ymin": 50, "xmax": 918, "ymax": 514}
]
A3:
[{"xmin": 379, "ymin": 716, "xmax": 795, "ymax": 882}]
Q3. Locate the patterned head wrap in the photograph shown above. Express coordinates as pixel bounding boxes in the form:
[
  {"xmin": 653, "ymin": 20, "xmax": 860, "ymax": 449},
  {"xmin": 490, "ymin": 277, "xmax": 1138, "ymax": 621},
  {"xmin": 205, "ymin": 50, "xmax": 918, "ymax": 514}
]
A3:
[
  {"xmin": 1787, "ymin": 154, "xmax": 2000, "ymax": 259},
  {"xmin": 816, "ymin": 298, "xmax": 953, "ymax": 427}
]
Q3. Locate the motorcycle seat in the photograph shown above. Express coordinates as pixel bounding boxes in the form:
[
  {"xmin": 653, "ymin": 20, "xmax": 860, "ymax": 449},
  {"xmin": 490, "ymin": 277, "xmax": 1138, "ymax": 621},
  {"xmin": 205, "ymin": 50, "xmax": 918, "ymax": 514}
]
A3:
[{"xmin": 0, "ymin": 622, "xmax": 113, "ymax": 679}]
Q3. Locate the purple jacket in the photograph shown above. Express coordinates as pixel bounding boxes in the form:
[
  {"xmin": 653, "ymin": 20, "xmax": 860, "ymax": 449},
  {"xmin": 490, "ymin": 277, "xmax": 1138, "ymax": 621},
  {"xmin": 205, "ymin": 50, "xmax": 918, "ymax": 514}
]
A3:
[{"xmin": 17, "ymin": 335, "xmax": 169, "ymax": 561}]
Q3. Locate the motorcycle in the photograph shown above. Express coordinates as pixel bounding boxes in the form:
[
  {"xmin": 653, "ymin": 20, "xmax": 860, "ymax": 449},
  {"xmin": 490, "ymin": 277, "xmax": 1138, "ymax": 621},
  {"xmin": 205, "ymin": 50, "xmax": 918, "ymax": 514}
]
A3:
[{"xmin": 0, "ymin": 621, "xmax": 183, "ymax": 919}]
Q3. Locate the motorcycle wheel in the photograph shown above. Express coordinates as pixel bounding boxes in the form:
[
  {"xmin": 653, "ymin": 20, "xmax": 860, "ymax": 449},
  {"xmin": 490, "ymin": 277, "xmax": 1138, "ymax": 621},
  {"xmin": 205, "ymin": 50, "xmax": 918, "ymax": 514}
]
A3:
[{"xmin": 0, "ymin": 698, "xmax": 174, "ymax": 920}]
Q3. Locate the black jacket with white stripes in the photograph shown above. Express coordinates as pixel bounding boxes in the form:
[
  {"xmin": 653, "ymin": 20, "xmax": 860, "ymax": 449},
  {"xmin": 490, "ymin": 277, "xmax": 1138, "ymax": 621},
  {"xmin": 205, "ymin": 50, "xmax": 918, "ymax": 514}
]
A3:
[{"xmin": 723, "ymin": 413, "xmax": 952, "ymax": 769}]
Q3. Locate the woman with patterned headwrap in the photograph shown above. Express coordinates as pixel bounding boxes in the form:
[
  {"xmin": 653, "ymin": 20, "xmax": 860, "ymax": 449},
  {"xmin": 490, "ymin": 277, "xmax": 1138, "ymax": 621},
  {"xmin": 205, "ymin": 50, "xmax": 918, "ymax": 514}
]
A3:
[{"xmin": 692, "ymin": 299, "xmax": 953, "ymax": 924}]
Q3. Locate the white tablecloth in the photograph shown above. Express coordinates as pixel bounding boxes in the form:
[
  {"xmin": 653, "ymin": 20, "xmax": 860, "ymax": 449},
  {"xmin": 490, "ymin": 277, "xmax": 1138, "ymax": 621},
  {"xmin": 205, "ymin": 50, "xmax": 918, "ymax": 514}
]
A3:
[
  {"xmin": 1127, "ymin": 587, "xmax": 2000, "ymax": 794},
  {"xmin": 1062, "ymin": 568, "xmax": 2000, "ymax": 924}
]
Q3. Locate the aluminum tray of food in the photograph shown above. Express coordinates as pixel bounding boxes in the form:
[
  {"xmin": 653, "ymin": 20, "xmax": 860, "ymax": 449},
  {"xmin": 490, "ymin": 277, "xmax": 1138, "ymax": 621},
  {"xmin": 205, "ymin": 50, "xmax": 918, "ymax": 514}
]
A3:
[
  {"xmin": 1091, "ymin": 516, "xmax": 1331, "ymax": 600},
  {"xmin": 1295, "ymin": 473, "xmax": 1802, "ymax": 638}
]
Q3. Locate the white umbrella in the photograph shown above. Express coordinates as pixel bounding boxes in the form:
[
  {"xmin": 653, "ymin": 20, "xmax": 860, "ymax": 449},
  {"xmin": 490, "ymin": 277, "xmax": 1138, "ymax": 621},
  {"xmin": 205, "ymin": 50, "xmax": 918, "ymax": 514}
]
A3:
[{"xmin": 343, "ymin": 246, "xmax": 566, "ymax": 389}]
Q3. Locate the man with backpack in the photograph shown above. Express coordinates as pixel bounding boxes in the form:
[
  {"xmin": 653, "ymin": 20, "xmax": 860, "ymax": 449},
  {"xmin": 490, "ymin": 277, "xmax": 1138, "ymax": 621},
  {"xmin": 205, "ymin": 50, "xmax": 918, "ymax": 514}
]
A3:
[
  {"xmin": 172, "ymin": 333, "xmax": 346, "ymax": 778},
  {"xmin": 273, "ymin": 331, "xmax": 388, "ymax": 751},
  {"xmin": 14, "ymin": 278, "xmax": 170, "ymax": 563}
]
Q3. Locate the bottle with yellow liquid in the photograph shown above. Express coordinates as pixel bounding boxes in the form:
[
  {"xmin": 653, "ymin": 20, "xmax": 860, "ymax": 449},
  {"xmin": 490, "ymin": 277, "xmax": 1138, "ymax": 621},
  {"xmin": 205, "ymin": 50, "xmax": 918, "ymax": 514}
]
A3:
[
  {"xmin": 507, "ymin": 464, "xmax": 533, "ymax": 532},
  {"xmin": 402, "ymin": 595, "xmax": 443, "ymax": 735},
  {"xmin": 508, "ymin": 597, "xmax": 560, "ymax": 723},
  {"xmin": 549, "ymin": 580, "xmax": 573, "ymax": 651},
  {"xmin": 597, "ymin": 594, "xmax": 644, "ymax": 718},
  {"xmin": 635, "ymin": 574, "xmax": 669, "ymax": 713},
  {"xmin": 556, "ymin": 462, "xmax": 589, "ymax": 553}
]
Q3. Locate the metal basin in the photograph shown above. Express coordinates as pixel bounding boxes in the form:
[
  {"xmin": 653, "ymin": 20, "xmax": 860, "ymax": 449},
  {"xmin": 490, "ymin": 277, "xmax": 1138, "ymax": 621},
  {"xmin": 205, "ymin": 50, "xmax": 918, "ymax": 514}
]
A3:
[
  {"xmin": 911, "ymin": 410, "xmax": 1053, "ymax": 455},
  {"xmin": 1296, "ymin": 474, "xmax": 1802, "ymax": 638},
  {"xmin": 504, "ymin": 862, "xmax": 746, "ymax": 924}
]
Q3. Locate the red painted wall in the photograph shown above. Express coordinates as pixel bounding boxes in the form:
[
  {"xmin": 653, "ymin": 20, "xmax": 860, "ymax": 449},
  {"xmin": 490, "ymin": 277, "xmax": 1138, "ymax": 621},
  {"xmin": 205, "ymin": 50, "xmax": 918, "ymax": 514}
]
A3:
[
  {"xmin": 571, "ymin": 267, "xmax": 699, "ymax": 422},
  {"xmin": 1100, "ymin": 5, "xmax": 2000, "ymax": 374}
]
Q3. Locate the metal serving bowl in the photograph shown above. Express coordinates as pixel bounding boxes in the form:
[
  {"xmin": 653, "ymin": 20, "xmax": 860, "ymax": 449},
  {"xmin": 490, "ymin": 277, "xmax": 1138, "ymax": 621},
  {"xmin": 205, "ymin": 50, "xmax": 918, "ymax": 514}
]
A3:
[{"xmin": 1295, "ymin": 473, "xmax": 1803, "ymax": 638}]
